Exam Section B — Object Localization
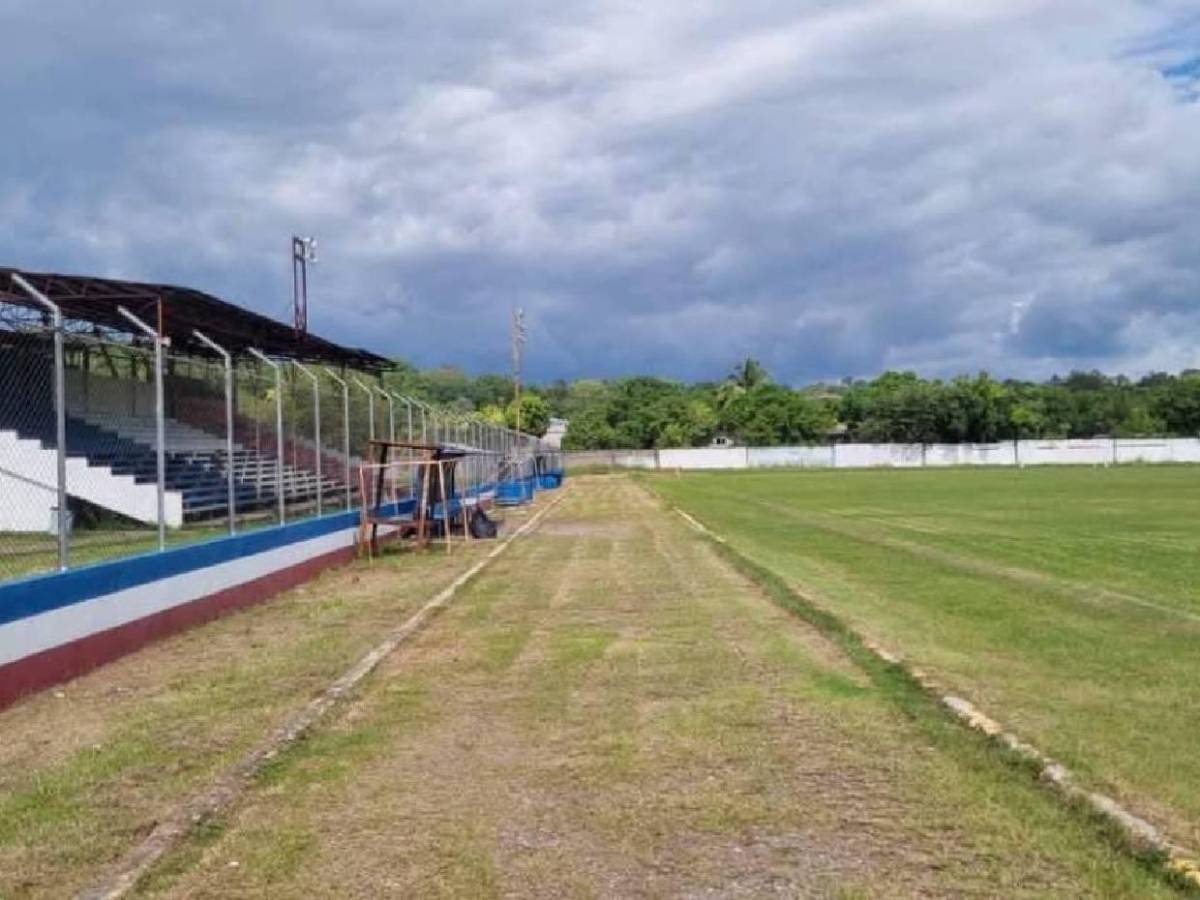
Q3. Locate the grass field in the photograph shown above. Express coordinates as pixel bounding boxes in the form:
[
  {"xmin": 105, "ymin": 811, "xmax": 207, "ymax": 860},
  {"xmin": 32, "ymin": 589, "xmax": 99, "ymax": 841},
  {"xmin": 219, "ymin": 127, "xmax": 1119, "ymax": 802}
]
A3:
[
  {"xmin": 650, "ymin": 465, "xmax": 1200, "ymax": 857},
  {"xmin": 0, "ymin": 478, "xmax": 1185, "ymax": 897}
]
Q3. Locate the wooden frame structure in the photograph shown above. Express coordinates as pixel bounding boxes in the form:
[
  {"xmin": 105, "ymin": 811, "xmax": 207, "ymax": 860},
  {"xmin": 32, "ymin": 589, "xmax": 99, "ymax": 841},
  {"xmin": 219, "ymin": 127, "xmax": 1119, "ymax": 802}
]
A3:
[{"xmin": 358, "ymin": 439, "xmax": 446, "ymax": 557}]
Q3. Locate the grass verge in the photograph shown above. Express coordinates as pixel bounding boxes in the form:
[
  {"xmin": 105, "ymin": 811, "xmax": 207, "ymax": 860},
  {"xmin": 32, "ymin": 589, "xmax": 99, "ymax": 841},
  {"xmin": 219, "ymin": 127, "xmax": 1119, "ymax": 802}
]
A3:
[{"xmin": 641, "ymin": 474, "xmax": 1199, "ymax": 895}]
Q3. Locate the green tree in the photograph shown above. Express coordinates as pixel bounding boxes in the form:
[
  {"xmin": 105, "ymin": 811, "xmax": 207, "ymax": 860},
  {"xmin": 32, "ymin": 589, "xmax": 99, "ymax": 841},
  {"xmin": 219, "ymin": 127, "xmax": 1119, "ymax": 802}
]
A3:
[
  {"xmin": 731, "ymin": 357, "xmax": 770, "ymax": 390},
  {"xmin": 562, "ymin": 407, "xmax": 617, "ymax": 450},
  {"xmin": 479, "ymin": 404, "xmax": 506, "ymax": 425},
  {"xmin": 722, "ymin": 384, "xmax": 833, "ymax": 445},
  {"xmin": 505, "ymin": 393, "xmax": 550, "ymax": 436}
]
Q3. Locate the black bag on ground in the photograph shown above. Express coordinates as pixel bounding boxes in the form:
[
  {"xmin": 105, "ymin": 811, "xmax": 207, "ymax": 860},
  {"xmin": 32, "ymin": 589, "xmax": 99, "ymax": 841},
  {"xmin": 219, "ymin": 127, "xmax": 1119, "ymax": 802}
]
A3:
[{"xmin": 470, "ymin": 508, "xmax": 499, "ymax": 539}]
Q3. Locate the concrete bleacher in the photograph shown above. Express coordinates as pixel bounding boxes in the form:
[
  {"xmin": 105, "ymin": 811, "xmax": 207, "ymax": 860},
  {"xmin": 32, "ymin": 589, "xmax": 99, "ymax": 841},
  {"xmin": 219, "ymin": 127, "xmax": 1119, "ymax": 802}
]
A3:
[
  {"xmin": 1, "ymin": 397, "xmax": 345, "ymax": 526},
  {"xmin": 75, "ymin": 410, "xmax": 347, "ymax": 520},
  {"xmin": 1, "ymin": 353, "xmax": 351, "ymax": 525}
]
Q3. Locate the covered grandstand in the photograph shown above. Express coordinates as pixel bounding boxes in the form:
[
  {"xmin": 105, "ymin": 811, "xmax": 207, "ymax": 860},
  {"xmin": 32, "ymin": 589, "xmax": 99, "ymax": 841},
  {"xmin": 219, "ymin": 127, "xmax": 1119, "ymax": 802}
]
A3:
[{"xmin": 0, "ymin": 267, "xmax": 543, "ymax": 583}]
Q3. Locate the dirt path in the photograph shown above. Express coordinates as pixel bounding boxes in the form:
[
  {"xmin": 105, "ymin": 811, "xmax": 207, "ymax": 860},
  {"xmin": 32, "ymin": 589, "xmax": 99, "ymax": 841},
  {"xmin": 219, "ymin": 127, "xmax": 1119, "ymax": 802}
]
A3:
[
  {"xmin": 137, "ymin": 478, "xmax": 1172, "ymax": 898},
  {"xmin": 0, "ymin": 506, "xmax": 541, "ymax": 898}
]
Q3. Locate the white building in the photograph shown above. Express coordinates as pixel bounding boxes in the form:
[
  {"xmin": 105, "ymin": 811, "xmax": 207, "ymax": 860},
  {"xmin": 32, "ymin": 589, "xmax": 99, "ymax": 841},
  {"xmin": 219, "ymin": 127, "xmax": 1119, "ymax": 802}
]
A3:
[{"xmin": 543, "ymin": 417, "xmax": 568, "ymax": 449}]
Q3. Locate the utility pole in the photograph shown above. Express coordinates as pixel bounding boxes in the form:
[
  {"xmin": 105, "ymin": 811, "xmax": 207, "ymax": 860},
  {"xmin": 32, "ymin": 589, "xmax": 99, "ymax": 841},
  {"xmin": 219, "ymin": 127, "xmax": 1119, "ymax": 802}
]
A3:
[
  {"xmin": 511, "ymin": 306, "xmax": 526, "ymax": 438},
  {"xmin": 292, "ymin": 235, "xmax": 317, "ymax": 337}
]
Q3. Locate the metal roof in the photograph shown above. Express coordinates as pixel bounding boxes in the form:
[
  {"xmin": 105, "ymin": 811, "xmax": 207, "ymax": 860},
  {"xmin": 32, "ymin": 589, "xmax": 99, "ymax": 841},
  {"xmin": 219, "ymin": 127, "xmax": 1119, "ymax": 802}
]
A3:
[{"xmin": 0, "ymin": 267, "xmax": 391, "ymax": 370}]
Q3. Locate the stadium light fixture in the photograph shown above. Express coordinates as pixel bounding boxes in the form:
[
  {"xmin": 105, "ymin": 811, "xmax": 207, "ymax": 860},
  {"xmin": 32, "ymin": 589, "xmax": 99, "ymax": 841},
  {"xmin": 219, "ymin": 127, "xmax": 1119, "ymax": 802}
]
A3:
[{"xmin": 292, "ymin": 235, "xmax": 318, "ymax": 337}]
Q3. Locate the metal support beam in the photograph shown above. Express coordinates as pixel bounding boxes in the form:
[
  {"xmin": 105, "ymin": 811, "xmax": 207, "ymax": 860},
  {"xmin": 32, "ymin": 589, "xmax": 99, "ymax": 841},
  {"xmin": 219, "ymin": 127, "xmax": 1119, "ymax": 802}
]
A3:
[
  {"xmin": 376, "ymin": 387, "xmax": 395, "ymax": 442},
  {"xmin": 248, "ymin": 348, "xmax": 285, "ymax": 525},
  {"xmin": 323, "ymin": 368, "xmax": 352, "ymax": 509},
  {"xmin": 394, "ymin": 393, "xmax": 414, "ymax": 442},
  {"xmin": 192, "ymin": 330, "xmax": 236, "ymax": 534},
  {"xmin": 353, "ymin": 377, "xmax": 375, "ymax": 441},
  {"xmin": 12, "ymin": 274, "xmax": 68, "ymax": 569},
  {"xmin": 118, "ymin": 305, "xmax": 168, "ymax": 550},
  {"xmin": 293, "ymin": 361, "xmax": 322, "ymax": 517}
]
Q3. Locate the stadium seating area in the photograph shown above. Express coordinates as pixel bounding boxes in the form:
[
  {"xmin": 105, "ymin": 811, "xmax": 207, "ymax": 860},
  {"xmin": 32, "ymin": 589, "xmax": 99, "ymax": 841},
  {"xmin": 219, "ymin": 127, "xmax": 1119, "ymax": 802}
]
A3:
[
  {"xmin": 2, "ymin": 398, "xmax": 345, "ymax": 523},
  {"xmin": 80, "ymin": 411, "xmax": 347, "ymax": 519}
]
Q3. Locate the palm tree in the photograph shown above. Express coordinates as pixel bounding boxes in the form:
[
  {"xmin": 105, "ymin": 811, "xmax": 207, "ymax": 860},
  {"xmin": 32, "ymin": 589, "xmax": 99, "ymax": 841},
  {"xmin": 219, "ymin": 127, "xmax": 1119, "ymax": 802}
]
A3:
[
  {"xmin": 731, "ymin": 358, "xmax": 769, "ymax": 391},
  {"xmin": 714, "ymin": 358, "xmax": 769, "ymax": 414}
]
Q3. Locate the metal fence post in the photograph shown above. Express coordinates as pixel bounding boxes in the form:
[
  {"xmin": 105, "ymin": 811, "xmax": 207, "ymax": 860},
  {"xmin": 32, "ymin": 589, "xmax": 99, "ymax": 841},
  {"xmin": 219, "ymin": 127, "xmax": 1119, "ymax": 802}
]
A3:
[
  {"xmin": 248, "ymin": 349, "xmax": 285, "ymax": 524},
  {"xmin": 377, "ymin": 387, "xmax": 395, "ymax": 442},
  {"xmin": 354, "ymin": 378, "xmax": 375, "ymax": 441},
  {"xmin": 193, "ymin": 330, "xmax": 235, "ymax": 534},
  {"xmin": 117, "ymin": 305, "xmax": 167, "ymax": 550},
  {"xmin": 398, "ymin": 393, "xmax": 413, "ymax": 442},
  {"xmin": 323, "ymin": 368, "xmax": 352, "ymax": 510},
  {"xmin": 12, "ymin": 274, "xmax": 69, "ymax": 569},
  {"xmin": 293, "ymin": 361, "xmax": 322, "ymax": 517},
  {"xmin": 398, "ymin": 393, "xmax": 412, "ymax": 441}
]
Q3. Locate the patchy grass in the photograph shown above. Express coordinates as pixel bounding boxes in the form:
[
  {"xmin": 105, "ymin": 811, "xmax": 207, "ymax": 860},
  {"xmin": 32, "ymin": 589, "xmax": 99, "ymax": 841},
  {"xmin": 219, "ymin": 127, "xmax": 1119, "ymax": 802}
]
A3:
[
  {"xmin": 140, "ymin": 478, "xmax": 1179, "ymax": 897},
  {"xmin": 0, "ymin": 509, "xmax": 541, "ymax": 898},
  {"xmin": 650, "ymin": 466, "xmax": 1200, "ymax": 855}
]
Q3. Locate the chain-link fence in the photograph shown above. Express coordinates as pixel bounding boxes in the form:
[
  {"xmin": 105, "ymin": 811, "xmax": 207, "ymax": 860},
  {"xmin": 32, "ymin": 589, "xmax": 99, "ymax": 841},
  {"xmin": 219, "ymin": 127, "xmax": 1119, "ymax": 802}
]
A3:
[
  {"xmin": 166, "ymin": 350, "xmax": 234, "ymax": 542},
  {"xmin": 1, "ymin": 287, "xmax": 508, "ymax": 586},
  {"xmin": 318, "ymin": 373, "xmax": 353, "ymax": 513},
  {"xmin": 282, "ymin": 364, "xmax": 319, "ymax": 522},
  {"xmin": 235, "ymin": 361, "xmax": 283, "ymax": 529},
  {"xmin": 64, "ymin": 336, "xmax": 161, "ymax": 565},
  {"xmin": 0, "ymin": 328, "xmax": 62, "ymax": 582}
]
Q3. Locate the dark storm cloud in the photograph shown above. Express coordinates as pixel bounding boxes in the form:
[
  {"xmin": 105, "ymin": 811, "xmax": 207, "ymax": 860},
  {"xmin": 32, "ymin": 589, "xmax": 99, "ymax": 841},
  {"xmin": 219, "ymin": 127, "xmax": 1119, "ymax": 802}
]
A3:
[{"xmin": 2, "ymin": 1, "xmax": 1199, "ymax": 383}]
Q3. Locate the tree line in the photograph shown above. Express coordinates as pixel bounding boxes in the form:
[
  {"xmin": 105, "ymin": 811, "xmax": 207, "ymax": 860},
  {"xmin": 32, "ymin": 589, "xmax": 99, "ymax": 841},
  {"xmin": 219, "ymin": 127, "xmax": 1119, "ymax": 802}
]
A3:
[{"xmin": 382, "ymin": 357, "xmax": 1200, "ymax": 450}]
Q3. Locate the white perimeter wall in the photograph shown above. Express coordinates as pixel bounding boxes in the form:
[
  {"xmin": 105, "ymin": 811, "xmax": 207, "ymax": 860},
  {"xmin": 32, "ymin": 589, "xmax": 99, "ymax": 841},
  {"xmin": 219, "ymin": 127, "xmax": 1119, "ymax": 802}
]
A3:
[
  {"xmin": 748, "ymin": 446, "xmax": 835, "ymax": 468},
  {"xmin": 658, "ymin": 447, "xmax": 747, "ymax": 469},
  {"xmin": 570, "ymin": 438, "xmax": 1200, "ymax": 471}
]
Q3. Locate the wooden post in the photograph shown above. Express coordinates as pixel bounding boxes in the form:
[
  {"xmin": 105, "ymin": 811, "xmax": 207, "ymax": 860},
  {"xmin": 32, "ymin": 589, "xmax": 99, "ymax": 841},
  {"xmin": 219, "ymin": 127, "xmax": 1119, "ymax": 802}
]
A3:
[{"xmin": 439, "ymin": 460, "xmax": 452, "ymax": 554}]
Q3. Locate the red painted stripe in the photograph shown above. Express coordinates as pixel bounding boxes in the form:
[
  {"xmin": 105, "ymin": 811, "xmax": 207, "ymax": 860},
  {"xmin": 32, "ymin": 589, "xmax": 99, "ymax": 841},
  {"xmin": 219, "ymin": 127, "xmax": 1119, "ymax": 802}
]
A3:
[{"xmin": 0, "ymin": 543, "xmax": 357, "ymax": 711}]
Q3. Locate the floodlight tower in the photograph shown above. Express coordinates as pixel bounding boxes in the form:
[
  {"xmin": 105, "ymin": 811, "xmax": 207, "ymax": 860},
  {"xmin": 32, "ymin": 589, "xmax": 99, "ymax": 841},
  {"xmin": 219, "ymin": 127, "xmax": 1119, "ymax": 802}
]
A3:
[
  {"xmin": 292, "ymin": 235, "xmax": 318, "ymax": 337},
  {"xmin": 511, "ymin": 306, "xmax": 526, "ymax": 439}
]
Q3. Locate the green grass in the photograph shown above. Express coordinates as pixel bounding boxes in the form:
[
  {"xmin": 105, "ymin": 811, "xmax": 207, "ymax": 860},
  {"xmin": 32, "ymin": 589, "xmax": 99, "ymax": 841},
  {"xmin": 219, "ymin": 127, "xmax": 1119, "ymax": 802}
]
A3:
[
  {"xmin": 649, "ymin": 465, "xmax": 1200, "ymax": 852},
  {"xmin": 134, "ymin": 478, "xmax": 1185, "ymax": 897},
  {"xmin": 0, "ymin": 535, "xmax": 497, "ymax": 897}
]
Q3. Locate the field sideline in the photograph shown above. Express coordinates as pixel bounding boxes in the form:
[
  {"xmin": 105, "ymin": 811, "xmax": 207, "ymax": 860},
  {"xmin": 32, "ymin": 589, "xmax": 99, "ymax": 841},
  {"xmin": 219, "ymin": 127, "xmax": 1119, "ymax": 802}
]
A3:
[
  {"xmin": 0, "ymin": 477, "xmax": 1183, "ymax": 896},
  {"xmin": 650, "ymin": 465, "xmax": 1200, "ymax": 857}
]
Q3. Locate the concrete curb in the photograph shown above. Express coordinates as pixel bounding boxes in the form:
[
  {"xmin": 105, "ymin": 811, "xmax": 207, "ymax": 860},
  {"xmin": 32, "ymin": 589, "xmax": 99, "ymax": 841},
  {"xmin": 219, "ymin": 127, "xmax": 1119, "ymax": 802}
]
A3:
[
  {"xmin": 77, "ymin": 489, "xmax": 570, "ymax": 900},
  {"xmin": 670, "ymin": 502, "xmax": 1200, "ymax": 891}
]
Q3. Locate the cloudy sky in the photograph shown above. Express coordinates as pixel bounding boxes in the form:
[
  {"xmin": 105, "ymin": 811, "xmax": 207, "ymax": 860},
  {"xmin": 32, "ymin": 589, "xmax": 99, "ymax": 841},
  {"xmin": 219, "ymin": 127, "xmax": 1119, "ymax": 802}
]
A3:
[{"xmin": 2, "ymin": 1, "xmax": 1199, "ymax": 384}]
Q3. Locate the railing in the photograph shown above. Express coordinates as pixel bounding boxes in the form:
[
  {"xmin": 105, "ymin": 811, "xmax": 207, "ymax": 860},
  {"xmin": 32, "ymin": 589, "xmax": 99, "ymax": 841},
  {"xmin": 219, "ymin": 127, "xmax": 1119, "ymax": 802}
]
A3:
[{"xmin": 0, "ymin": 292, "xmax": 530, "ymax": 586}]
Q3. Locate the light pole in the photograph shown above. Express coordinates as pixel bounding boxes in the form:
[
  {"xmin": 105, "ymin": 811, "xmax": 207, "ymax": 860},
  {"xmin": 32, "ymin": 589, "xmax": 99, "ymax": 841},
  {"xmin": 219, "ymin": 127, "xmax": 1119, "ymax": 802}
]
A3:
[{"xmin": 292, "ymin": 235, "xmax": 317, "ymax": 337}]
